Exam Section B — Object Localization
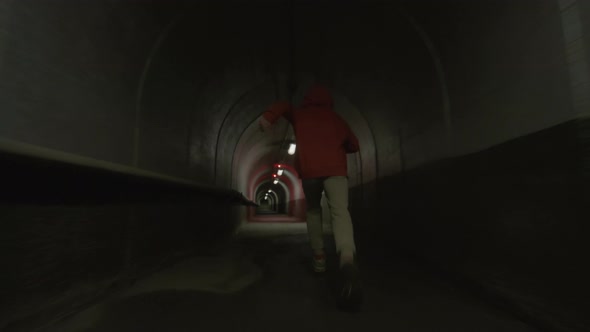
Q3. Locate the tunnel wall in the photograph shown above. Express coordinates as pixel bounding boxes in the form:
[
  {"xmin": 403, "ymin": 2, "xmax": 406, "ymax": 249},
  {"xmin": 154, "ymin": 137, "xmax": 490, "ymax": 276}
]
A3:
[
  {"xmin": 1, "ymin": 1, "xmax": 588, "ymax": 331},
  {"xmin": 364, "ymin": 1, "xmax": 589, "ymax": 331},
  {"xmin": 0, "ymin": 0, "xmax": 279, "ymax": 185},
  {"xmin": 0, "ymin": 2, "xmax": 244, "ymax": 330},
  {"xmin": 285, "ymin": 2, "xmax": 439, "ymax": 226},
  {"xmin": 141, "ymin": 3, "xmax": 291, "ymax": 186},
  {"xmin": 0, "ymin": 0, "xmax": 179, "ymax": 167},
  {"xmin": 0, "ymin": 146, "xmax": 243, "ymax": 331}
]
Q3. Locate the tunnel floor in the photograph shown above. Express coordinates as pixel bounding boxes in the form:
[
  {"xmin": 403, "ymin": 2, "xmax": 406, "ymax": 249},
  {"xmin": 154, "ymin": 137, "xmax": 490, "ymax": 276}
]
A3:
[{"xmin": 54, "ymin": 225, "xmax": 538, "ymax": 332}]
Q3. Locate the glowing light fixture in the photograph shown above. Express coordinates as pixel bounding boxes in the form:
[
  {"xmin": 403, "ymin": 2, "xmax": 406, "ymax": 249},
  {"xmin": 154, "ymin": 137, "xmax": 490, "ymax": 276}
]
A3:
[
  {"xmin": 273, "ymin": 179, "xmax": 279, "ymax": 185},
  {"xmin": 277, "ymin": 169, "xmax": 284, "ymax": 176},
  {"xmin": 288, "ymin": 143, "xmax": 296, "ymax": 155}
]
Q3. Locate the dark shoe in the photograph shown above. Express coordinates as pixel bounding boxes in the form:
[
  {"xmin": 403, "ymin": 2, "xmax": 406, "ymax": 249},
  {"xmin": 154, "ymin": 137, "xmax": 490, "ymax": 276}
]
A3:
[{"xmin": 337, "ymin": 263, "xmax": 363, "ymax": 311}]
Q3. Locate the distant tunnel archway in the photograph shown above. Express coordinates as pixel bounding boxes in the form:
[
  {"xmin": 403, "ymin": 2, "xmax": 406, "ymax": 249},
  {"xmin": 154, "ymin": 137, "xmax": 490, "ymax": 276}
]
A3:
[{"xmin": 254, "ymin": 182, "xmax": 286, "ymax": 215}]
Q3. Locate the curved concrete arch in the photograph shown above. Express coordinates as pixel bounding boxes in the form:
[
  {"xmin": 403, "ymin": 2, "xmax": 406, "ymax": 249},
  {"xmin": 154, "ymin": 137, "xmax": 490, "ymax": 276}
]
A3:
[
  {"xmin": 230, "ymin": 76, "xmax": 376, "ymax": 210},
  {"xmin": 3, "ymin": 2, "xmax": 585, "ymax": 330},
  {"xmin": 257, "ymin": 189, "xmax": 279, "ymax": 204},
  {"xmin": 135, "ymin": 6, "xmax": 289, "ymax": 183},
  {"xmin": 233, "ymin": 133, "xmax": 291, "ymax": 195},
  {"xmin": 253, "ymin": 179, "xmax": 289, "ymax": 216},
  {"xmin": 256, "ymin": 188, "xmax": 279, "ymax": 211},
  {"xmin": 133, "ymin": 13, "xmax": 184, "ymax": 167},
  {"xmin": 250, "ymin": 167, "xmax": 305, "ymax": 219},
  {"xmin": 256, "ymin": 188, "xmax": 279, "ymax": 203},
  {"xmin": 214, "ymin": 79, "xmax": 279, "ymax": 186},
  {"xmin": 397, "ymin": 5, "xmax": 453, "ymax": 156},
  {"xmin": 252, "ymin": 170, "xmax": 293, "ymax": 206},
  {"xmin": 251, "ymin": 166, "xmax": 301, "ymax": 197}
]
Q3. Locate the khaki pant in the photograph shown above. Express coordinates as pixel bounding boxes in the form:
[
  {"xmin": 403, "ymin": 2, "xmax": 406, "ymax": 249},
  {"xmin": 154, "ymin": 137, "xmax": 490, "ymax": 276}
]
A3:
[{"xmin": 302, "ymin": 176, "xmax": 356, "ymax": 256}]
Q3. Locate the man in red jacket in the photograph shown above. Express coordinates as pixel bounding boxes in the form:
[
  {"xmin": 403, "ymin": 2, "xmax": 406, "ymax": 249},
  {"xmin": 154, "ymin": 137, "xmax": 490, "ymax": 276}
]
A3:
[{"xmin": 259, "ymin": 85, "xmax": 362, "ymax": 308}]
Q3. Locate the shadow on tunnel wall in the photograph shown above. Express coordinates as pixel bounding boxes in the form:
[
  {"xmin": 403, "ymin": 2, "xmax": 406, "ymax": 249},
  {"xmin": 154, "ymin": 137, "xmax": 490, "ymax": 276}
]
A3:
[{"xmin": 351, "ymin": 119, "xmax": 589, "ymax": 332}]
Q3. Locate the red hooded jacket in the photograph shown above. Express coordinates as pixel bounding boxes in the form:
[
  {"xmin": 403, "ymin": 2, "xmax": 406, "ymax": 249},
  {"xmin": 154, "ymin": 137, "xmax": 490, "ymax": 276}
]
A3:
[{"xmin": 262, "ymin": 85, "xmax": 359, "ymax": 179}]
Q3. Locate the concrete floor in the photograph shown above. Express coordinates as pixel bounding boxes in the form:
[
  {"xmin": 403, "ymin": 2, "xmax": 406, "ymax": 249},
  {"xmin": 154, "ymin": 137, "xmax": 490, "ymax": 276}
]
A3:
[{"xmin": 53, "ymin": 224, "xmax": 538, "ymax": 332}]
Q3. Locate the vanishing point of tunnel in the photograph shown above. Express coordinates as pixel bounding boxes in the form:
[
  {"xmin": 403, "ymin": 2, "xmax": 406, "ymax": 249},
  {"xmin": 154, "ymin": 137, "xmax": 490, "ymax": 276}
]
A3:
[{"xmin": 0, "ymin": 0, "xmax": 589, "ymax": 331}]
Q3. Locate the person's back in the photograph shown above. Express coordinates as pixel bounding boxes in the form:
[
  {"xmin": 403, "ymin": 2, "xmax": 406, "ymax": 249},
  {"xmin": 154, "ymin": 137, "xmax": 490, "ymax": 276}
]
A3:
[
  {"xmin": 261, "ymin": 85, "xmax": 359, "ymax": 179},
  {"xmin": 259, "ymin": 84, "xmax": 363, "ymax": 311},
  {"xmin": 292, "ymin": 107, "xmax": 348, "ymax": 178}
]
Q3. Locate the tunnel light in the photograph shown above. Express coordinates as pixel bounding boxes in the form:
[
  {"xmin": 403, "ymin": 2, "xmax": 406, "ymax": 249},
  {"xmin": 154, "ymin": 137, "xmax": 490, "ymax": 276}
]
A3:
[
  {"xmin": 288, "ymin": 143, "xmax": 296, "ymax": 155},
  {"xmin": 277, "ymin": 169, "xmax": 284, "ymax": 176},
  {"xmin": 273, "ymin": 179, "xmax": 279, "ymax": 185},
  {"xmin": 268, "ymin": 190, "xmax": 272, "ymax": 193}
]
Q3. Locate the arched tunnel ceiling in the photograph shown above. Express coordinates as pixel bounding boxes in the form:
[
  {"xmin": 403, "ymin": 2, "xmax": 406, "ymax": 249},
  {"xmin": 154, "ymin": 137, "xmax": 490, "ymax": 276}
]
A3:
[
  {"xmin": 137, "ymin": 0, "xmax": 442, "ymax": 196},
  {"xmin": 231, "ymin": 90, "xmax": 371, "ymax": 200},
  {"xmin": 136, "ymin": 0, "xmax": 575, "ymax": 195},
  {"xmin": 0, "ymin": 0, "xmax": 572, "ymax": 200},
  {"xmin": 0, "ymin": 1, "xmax": 585, "ymax": 330}
]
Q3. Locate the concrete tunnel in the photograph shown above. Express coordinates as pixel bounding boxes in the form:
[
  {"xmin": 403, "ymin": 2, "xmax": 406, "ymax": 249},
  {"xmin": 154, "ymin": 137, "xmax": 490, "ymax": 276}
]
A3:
[{"xmin": 0, "ymin": 0, "xmax": 589, "ymax": 331}]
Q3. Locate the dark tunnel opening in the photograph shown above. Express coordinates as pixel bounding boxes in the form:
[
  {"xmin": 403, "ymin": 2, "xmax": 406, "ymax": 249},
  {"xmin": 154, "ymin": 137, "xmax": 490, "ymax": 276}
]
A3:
[
  {"xmin": 0, "ymin": 0, "xmax": 589, "ymax": 331},
  {"xmin": 255, "ymin": 181, "xmax": 287, "ymax": 215}
]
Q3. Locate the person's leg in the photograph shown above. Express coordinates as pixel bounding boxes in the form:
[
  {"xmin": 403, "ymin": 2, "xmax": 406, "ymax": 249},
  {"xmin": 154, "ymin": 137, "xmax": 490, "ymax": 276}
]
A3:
[
  {"xmin": 301, "ymin": 178, "xmax": 325, "ymax": 271},
  {"xmin": 323, "ymin": 176, "xmax": 362, "ymax": 309},
  {"xmin": 322, "ymin": 176, "xmax": 356, "ymax": 266}
]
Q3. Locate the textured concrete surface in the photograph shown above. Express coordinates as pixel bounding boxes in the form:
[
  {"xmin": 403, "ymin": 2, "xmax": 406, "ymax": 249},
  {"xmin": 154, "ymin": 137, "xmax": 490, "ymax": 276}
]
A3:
[
  {"xmin": 361, "ymin": 119, "xmax": 589, "ymax": 332},
  {"xmin": 0, "ymin": 1, "xmax": 589, "ymax": 331},
  {"xmin": 52, "ymin": 233, "xmax": 538, "ymax": 332},
  {"xmin": 0, "ymin": 148, "xmax": 243, "ymax": 332},
  {"xmin": 0, "ymin": 0, "xmax": 177, "ymax": 166}
]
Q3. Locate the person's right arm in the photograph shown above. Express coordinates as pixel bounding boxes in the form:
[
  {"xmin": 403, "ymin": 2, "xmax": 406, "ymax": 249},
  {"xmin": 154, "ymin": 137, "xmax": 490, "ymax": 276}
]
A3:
[{"xmin": 259, "ymin": 101, "xmax": 292, "ymax": 132}]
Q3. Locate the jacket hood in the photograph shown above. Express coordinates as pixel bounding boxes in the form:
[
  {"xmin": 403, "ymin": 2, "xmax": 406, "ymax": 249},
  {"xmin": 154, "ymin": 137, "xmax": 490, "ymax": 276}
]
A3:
[{"xmin": 301, "ymin": 85, "xmax": 333, "ymax": 109}]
